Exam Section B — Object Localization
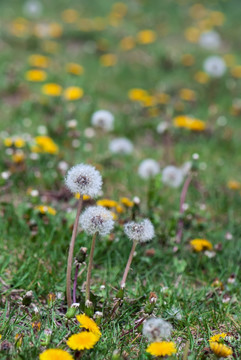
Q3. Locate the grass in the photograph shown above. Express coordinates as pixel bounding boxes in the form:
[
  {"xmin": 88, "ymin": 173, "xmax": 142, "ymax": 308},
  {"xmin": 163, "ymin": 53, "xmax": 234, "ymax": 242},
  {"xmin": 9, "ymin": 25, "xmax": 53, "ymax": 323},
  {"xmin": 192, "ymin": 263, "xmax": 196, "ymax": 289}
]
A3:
[{"xmin": 0, "ymin": 0, "xmax": 241, "ymax": 359}]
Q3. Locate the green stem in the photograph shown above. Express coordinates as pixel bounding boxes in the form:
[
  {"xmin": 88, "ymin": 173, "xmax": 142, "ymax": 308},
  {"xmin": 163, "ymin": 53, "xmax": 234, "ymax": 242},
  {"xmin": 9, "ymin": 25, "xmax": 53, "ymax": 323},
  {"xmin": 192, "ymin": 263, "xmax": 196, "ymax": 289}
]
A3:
[
  {"xmin": 85, "ymin": 233, "xmax": 97, "ymax": 303},
  {"xmin": 120, "ymin": 241, "xmax": 137, "ymax": 289}
]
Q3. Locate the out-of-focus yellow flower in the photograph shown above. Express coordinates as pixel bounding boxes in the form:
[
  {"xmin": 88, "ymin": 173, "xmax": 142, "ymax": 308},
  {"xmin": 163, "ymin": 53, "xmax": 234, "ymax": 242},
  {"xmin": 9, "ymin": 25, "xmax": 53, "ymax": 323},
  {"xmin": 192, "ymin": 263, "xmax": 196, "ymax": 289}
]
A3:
[
  {"xmin": 42, "ymin": 83, "xmax": 62, "ymax": 97},
  {"xmin": 231, "ymin": 66, "xmax": 241, "ymax": 79},
  {"xmin": 210, "ymin": 342, "xmax": 232, "ymax": 358},
  {"xmin": 181, "ymin": 54, "xmax": 195, "ymax": 66},
  {"xmin": 174, "ymin": 116, "xmax": 206, "ymax": 131},
  {"xmin": 141, "ymin": 95, "xmax": 157, "ymax": 107},
  {"xmin": 75, "ymin": 194, "xmax": 91, "ymax": 201},
  {"xmin": 32, "ymin": 136, "xmax": 59, "ymax": 154},
  {"xmin": 148, "ymin": 107, "xmax": 160, "ymax": 117},
  {"xmin": 25, "ymin": 69, "xmax": 47, "ymax": 82},
  {"xmin": 111, "ymin": 2, "xmax": 128, "ymax": 18},
  {"xmin": 190, "ymin": 239, "xmax": 213, "ymax": 252},
  {"xmin": 35, "ymin": 205, "xmax": 56, "ymax": 216},
  {"xmin": 137, "ymin": 30, "xmax": 156, "ymax": 44},
  {"xmin": 115, "ymin": 204, "xmax": 124, "ymax": 213},
  {"xmin": 223, "ymin": 54, "xmax": 236, "ymax": 67},
  {"xmin": 100, "ymin": 54, "xmax": 117, "ymax": 67},
  {"xmin": 227, "ymin": 180, "xmax": 241, "ymax": 190},
  {"xmin": 194, "ymin": 71, "xmax": 209, "ymax": 84},
  {"xmin": 12, "ymin": 151, "xmax": 25, "ymax": 163},
  {"xmin": 63, "ymin": 87, "xmax": 84, "ymax": 101},
  {"xmin": 49, "ymin": 23, "xmax": 63, "ymax": 38},
  {"xmin": 10, "ymin": 18, "xmax": 29, "ymax": 37},
  {"xmin": 189, "ymin": 4, "xmax": 207, "ymax": 19},
  {"xmin": 119, "ymin": 36, "xmax": 135, "ymax": 51},
  {"xmin": 66, "ymin": 63, "xmax": 84, "ymax": 75},
  {"xmin": 15, "ymin": 333, "xmax": 23, "ymax": 347},
  {"xmin": 179, "ymin": 88, "xmax": 196, "ymax": 101},
  {"xmin": 146, "ymin": 341, "xmax": 177, "ymax": 357},
  {"xmin": 14, "ymin": 138, "xmax": 26, "ymax": 148},
  {"xmin": 155, "ymin": 93, "xmax": 170, "ymax": 104},
  {"xmin": 120, "ymin": 197, "xmax": 134, "ymax": 207},
  {"xmin": 97, "ymin": 199, "xmax": 118, "ymax": 208},
  {"xmin": 4, "ymin": 138, "xmax": 13, "ymax": 147},
  {"xmin": 197, "ymin": 18, "xmax": 213, "ymax": 31},
  {"xmin": 209, "ymin": 333, "xmax": 227, "ymax": 343},
  {"xmin": 128, "ymin": 88, "xmax": 148, "ymax": 101},
  {"xmin": 61, "ymin": 9, "xmax": 79, "ymax": 23},
  {"xmin": 209, "ymin": 11, "xmax": 225, "ymax": 26},
  {"xmin": 184, "ymin": 27, "xmax": 201, "ymax": 43},
  {"xmin": 111, "ymin": 211, "xmax": 118, "ymax": 220},
  {"xmin": 29, "ymin": 54, "xmax": 50, "ymax": 68}
]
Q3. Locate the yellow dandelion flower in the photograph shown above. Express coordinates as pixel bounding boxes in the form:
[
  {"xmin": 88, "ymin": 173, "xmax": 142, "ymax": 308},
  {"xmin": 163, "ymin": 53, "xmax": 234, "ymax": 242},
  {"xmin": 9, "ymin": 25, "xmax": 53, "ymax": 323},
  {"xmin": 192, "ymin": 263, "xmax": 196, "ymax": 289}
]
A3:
[
  {"xmin": 4, "ymin": 137, "xmax": 13, "ymax": 147},
  {"xmin": 179, "ymin": 88, "xmax": 196, "ymax": 102},
  {"xmin": 25, "ymin": 70, "xmax": 47, "ymax": 82},
  {"xmin": 35, "ymin": 205, "xmax": 56, "ymax": 216},
  {"xmin": 32, "ymin": 136, "xmax": 59, "ymax": 154},
  {"xmin": 49, "ymin": 23, "xmax": 63, "ymax": 38},
  {"xmin": 227, "ymin": 180, "xmax": 240, "ymax": 190},
  {"xmin": 189, "ymin": 4, "xmax": 207, "ymax": 19},
  {"xmin": 100, "ymin": 54, "xmax": 117, "ymax": 67},
  {"xmin": 120, "ymin": 36, "xmax": 135, "ymax": 51},
  {"xmin": 110, "ymin": 211, "xmax": 118, "ymax": 220},
  {"xmin": 75, "ymin": 194, "xmax": 91, "ymax": 201},
  {"xmin": 76, "ymin": 314, "xmax": 101, "ymax": 336},
  {"xmin": 120, "ymin": 197, "xmax": 134, "ymax": 207},
  {"xmin": 115, "ymin": 204, "xmax": 124, "ymax": 214},
  {"xmin": 209, "ymin": 333, "xmax": 227, "ymax": 343},
  {"xmin": 146, "ymin": 341, "xmax": 177, "ymax": 357},
  {"xmin": 194, "ymin": 71, "xmax": 209, "ymax": 84},
  {"xmin": 14, "ymin": 138, "xmax": 25, "ymax": 148},
  {"xmin": 231, "ymin": 66, "xmax": 241, "ymax": 79},
  {"xmin": 190, "ymin": 239, "xmax": 213, "ymax": 252},
  {"xmin": 67, "ymin": 332, "xmax": 100, "ymax": 350},
  {"xmin": 42, "ymin": 83, "xmax": 62, "ymax": 97},
  {"xmin": 10, "ymin": 18, "xmax": 29, "ymax": 37},
  {"xmin": 12, "ymin": 151, "xmax": 25, "ymax": 163},
  {"xmin": 209, "ymin": 11, "xmax": 225, "ymax": 26},
  {"xmin": 29, "ymin": 54, "xmax": 50, "ymax": 68},
  {"xmin": 181, "ymin": 54, "xmax": 195, "ymax": 66},
  {"xmin": 174, "ymin": 116, "xmax": 206, "ymax": 131},
  {"xmin": 140, "ymin": 95, "xmax": 157, "ymax": 107},
  {"xmin": 0, "ymin": 334, "xmax": 2, "ymax": 339},
  {"xmin": 61, "ymin": 9, "xmax": 79, "ymax": 23},
  {"xmin": 39, "ymin": 348, "xmax": 74, "ymax": 360},
  {"xmin": 137, "ymin": 30, "xmax": 156, "ymax": 44},
  {"xmin": 210, "ymin": 342, "xmax": 232, "ymax": 358},
  {"xmin": 97, "ymin": 199, "xmax": 118, "ymax": 208},
  {"xmin": 66, "ymin": 63, "xmax": 84, "ymax": 76},
  {"xmin": 63, "ymin": 87, "xmax": 84, "ymax": 101},
  {"xmin": 184, "ymin": 27, "xmax": 201, "ymax": 43},
  {"xmin": 128, "ymin": 88, "xmax": 148, "ymax": 102}
]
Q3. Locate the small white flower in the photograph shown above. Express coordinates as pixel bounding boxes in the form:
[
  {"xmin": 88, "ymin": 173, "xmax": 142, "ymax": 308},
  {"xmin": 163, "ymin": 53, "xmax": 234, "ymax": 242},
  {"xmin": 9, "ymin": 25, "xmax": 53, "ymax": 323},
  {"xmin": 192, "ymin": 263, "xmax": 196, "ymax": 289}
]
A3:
[
  {"xmin": 199, "ymin": 31, "xmax": 221, "ymax": 50},
  {"xmin": 91, "ymin": 110, "xmax": 114, "ymax": 131},
  {"xmin": 65, "ymin": 164, "xmax": 102, "ymax": 197},
  {"xmin": 156, "ymin": 121, "xmax": 169, "ymax": 134},
  {"xmin": 1, "ymin": 171, "xmax": 11, "ymax": 180},
  {"xmin": 79, "ymin": 206, "xmax": 114, "ymax": 236},
  {"xmin": 203, "ymin": 56, "xmax": 226, "ymax": 78},
  {"xmin": 67, "ymin": 119, "xmax": 78, "ymax": 128},
  {"xmin": 124, "ymin": 219, "xmax": 154, "ymax": 243},
  {"xmin": 142, "ymin": 318, "xmax": 173, "ymax": 341},
  {"xmin": 84, "ymin": 128, "xmax": 95, "ymax": 138},
  {"xmin": 58, "ymin": 161, "xmax": 69, "ymax": 172},
  {"xmin": 138, "ymin": 159, "xmax": 160, "ymax": 179},
  {"xmin": 162, "ymin": 165, "xmax": 184, "ymax": 188},
  {"xmin": 109, "ymin": 137, "xmax": 133, "ymax": 154}
]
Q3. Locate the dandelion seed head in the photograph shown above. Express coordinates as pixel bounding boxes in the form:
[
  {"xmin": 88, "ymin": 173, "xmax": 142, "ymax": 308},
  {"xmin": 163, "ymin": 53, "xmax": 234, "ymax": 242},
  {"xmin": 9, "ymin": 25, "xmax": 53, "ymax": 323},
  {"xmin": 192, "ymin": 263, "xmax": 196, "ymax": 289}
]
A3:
[
  {"xmin": 203, "ymin": 56, "xmax": 226, "ymax": 78},
  {"xmin": 162, "ymin": 165, "xmax": 184, "ymax": 188},
  {"xmin": 143, "ymin": 318, "xmax": 173, "ymax": 341},
  {"xmin": 109, "ymin": 137, "xmax": 133, "ymax": 154},
  {"xmin": 138, "ymin": 159, "xmax": 160, "ymax": 179},
  {"xmin": 65, "ymin": 164, "xmax": 102, "ymax": 197},
  {"xmin": 91, "ymin": 110, "xmax": 114, "ymax": 131},
  {"xmin": 79, "ymin": 206, "xmax": 114, "ymax": 236},
  {"xmin": 199, "ymin": 31, "xmax": 221, "ymax": 50},
  {"xmin": 124, "ymin": 219, "xmax": 154, "ymax": 243}
]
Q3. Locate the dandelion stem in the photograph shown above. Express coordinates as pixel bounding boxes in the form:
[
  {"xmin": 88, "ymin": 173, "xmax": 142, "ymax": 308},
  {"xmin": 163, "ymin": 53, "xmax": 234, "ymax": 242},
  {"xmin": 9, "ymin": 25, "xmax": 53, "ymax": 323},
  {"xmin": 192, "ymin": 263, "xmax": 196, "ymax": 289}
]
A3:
[
  {"xmin": 73, "ymin": 263, "xmax": 80, "ymax": 304},
  {"xmin": 66, "ymin": 196, "xmax": 83, "ymax": 308},
  {"xmin": 176, "ymin": 174, "xmax": 192, "ymax": 243},
  {"xmin": 120, "ymin": 240, "xmax": 137, "ymax": 289},
  {"xmin": 85, "ymin": 232, "xmax": 97, "ymax": 303}
]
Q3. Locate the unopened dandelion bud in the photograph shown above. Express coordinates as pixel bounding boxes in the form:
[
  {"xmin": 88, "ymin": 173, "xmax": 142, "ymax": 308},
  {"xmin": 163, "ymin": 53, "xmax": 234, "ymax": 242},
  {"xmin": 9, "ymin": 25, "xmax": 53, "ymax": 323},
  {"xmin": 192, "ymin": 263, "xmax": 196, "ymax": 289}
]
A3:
[
  {"xmin": 40, "ymin": 329, "xmax": 52, "ymax": 346},
  {"xmin": 144, "ymin": 293, "xmax": 157, "ymax": 314},
  {"xmin": 22, "ymin": 290, "xmax": 33, "ymax": 306},
  {"xmin": 94, "ymin": 311, "xmax": 103, "ymax": 325},
  {"xmin": 66, "ymin": 303, "xmax": 79, "ymax": 319},
  {"xmin": 111, "ymin": 350, "xmax": 121, "ymax": 360},
  {"xmin": 75, "ymin": 246, "xmax": 88, "ymax": 264},
  {"xmin": 15, "ymin": 334, "xmax": 23, "ymax": 348},
  {"xmin": 84, "ymin": 300, "xmax": 94, "ymax": 317},
  {"xmin": 47, "ymin": 292, "xmax": 56, "ymax": 307}
]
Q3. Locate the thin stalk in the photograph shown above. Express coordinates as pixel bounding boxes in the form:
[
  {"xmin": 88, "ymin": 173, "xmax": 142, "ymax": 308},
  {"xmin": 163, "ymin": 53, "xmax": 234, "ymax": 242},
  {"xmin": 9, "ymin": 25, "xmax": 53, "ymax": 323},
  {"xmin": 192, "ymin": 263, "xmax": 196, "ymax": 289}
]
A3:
[
  {"xmin": 120, "ymin": 241, "xmax": 137, "ymax": 289},
  {"xmin": 85, "ymin": 233, "xmax": 97, "ymax": 303},
  {"xmin": 66, "ymin": 196, "xmax": 83, "ymax": 308},
  {"xmin": 176, "ymin": 174, "xmax": 192, "ymax": 243},
  {"xmin": 73, "ymin": 263, "xmax": 80, "ymax": 304}
]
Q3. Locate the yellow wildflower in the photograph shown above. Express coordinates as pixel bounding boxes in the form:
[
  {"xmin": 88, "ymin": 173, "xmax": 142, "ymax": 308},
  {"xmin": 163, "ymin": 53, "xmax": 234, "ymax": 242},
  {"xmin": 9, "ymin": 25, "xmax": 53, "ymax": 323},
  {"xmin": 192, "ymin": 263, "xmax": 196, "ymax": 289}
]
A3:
[
  {"xmin": 67, "ymin": 332, "xmax": 100, "ymax": 351},
  {"xmin": 111, "ymin": 2, "xmax": 128, "ymax": 17},
  {"xmin": 63, "ymin": 87, "xmax": 84, "ymax": 101},
  {"xmin": 190, "ymin": 239, "xmax": 213, "ymax": 252},
  {"xmin": 140, "ymin": 95, "xmax": 156, "ymax": 107},
  {"xmin": 14, "ymin": 138, "xmax": 26, "ymax": 148},
  {"xmin": 120, "ymin": 36, "xmax": 135, "ymax": 51},
  {"xmin": 210, "ymin": 342, "xmax": 232, "ymax": 358},
  {"xmin": 76, "ymin": 314, "xmax": 101, "ymax": 337},
  {"xmin": 179, "ymin": 88, "xmax": 196, "ymax": 102},
  {"xmin": 128, "ymin": 88, "xmax": 148, "ymax": 102},
  {"xmin": 97, "ymin": 199, "xmax": 118, "ymax": 208},
  {"xmin": 227, "ymin": 180, "xmax": 240, "ymax": 190},
  {"xmin": 12, "ymin": 151, "xmax": 25, "ymax": 163},
  {"xmin": 194, "ymin": 71, "xmax": 209, "ymax": 84},
  {"xmin": 209, "ymin": 333, "xmax": 227, "ymax": 343},
  {"xmin": 25, "ymin": 70, "xmax": 47, "ymax": 82},
  {"xmin": 111, "ymin": 211, "xmax": 118, "ymax": 220},
  {"xmin": 39, "ymin": 349, "xmax": 74, "ymax": 360},
  {"xmin": 231, "ymin": 66, "xmax": 241, "ymax": 79},
  {"xmin": 42, "ymin": 83, "xmax": 62, "ymax": 97},
  {"xmin": 66, "ymin": 63, "xmax": 84, "ymax": 75},
  {"xmin": 29, "ymin": 54, "xmax": 50, "ymax": 68},
  {"xmin": 137, "ymin": 30, "xmax": 156, "ymax": 44},
  {"xmin": 75, "ymin": 194, "xmax": 91, "ymax": 201},
  {"xmin": 100, "ymin": 54, "xmax": 117, "ymax": 67},
  {"xmin": 184, "ymin": 27, "xmax": 201, "ymax": 43},
  {"xmin": 32, "ymin": 136, "xmax": 59, "ymax": 154},
  {"xmin": 10, "ymin": 18, "xmax": 29, "ymax": 37},
  {"xmin": 181, "ymin": 54, "xmax": 195, "ymax": 66},
  {"xmin": 35, "ymin": 205, "xmax": 56, "ymax": 216},
  {"xmin": 4, "ymin": 138, "xmax": 13, "ymax": 147},
  {"xmin": 120, "ymin": 197, "xmax": 133, "ymax": 207},
  {"xmin": 146, "ymin": 341, "xmax": 177, "ymax": 357},
  {"xmin": 189, "ymin": 4, "xmax": 207, "ymax": 19},
  {"xmin": 115, "ymin": 204, "xmax": 124, "ymax": 213},
  {"xmin": 49, "ymin": 23, "xmax": 63, "ymax": 38},
  {"xmin": 209, "ymin": 11, "xmax": 225, "ymax": 26},
  {"xmin": 61, "ymin": 9, "xmax": 79, "ymax": 23},
  {"xmin": 174, "ymin": 116, "xmax": 206, "ymax": 131}
]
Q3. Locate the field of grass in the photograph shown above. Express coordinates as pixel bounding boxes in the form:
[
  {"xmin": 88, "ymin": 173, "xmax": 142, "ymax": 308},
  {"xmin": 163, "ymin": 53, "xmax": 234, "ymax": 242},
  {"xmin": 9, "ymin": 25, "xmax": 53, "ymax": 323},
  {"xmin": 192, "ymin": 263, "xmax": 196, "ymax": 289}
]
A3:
[{"xmin": 0, "ymin": 0, "xmax": 241, "ymax": 359}]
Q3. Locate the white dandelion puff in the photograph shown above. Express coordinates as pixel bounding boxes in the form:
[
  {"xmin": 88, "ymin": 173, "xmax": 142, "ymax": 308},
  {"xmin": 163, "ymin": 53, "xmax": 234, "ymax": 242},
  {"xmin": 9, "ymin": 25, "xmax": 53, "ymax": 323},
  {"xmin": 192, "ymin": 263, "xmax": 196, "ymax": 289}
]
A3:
[
  {"xmin": 79, "ymin": 206, "xmax": 114, "ymax": 236},
  {"xmin": 138, "ymin": 159, "xmax": 160, "ymax": 179},
  {"xmin": 124, "ymin": 219, "xmax": 154, "ymax": 243},
  {"xmin": 203, "ymin": 56, "xmax": 226, "ymax": 78},
  {"xmin": 91, "ymin": 110, "xmax": 114, "ymax": 131},
  {"xmin": 65, "ymin": 163, "xmax": 102, "ymax": 197},
  {"xmin": 109, "ymin": 137, "xmax": 133, "ymax": 154},
  {"xmin": 142, "ymin": 318, "xmax": 173, "ymax": 341},
  {"xmin": 199, "ymin": 31, "xmax": 221, "ymax": 50},
  {"xmin": 162, "ymin": 165, "xmax": 184, "ymax": 188},
  {"xmin": 23, "ymin": 0, "xmax": 43, "ymax": 18}
]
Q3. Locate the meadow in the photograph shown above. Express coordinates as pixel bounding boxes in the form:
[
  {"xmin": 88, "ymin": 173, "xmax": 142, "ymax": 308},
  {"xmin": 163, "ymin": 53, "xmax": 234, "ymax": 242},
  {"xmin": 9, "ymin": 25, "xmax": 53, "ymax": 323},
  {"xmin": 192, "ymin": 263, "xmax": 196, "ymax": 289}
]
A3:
[{"xmin": 0, "ymin": 0, "xmax": 241, "ymax": 359}]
